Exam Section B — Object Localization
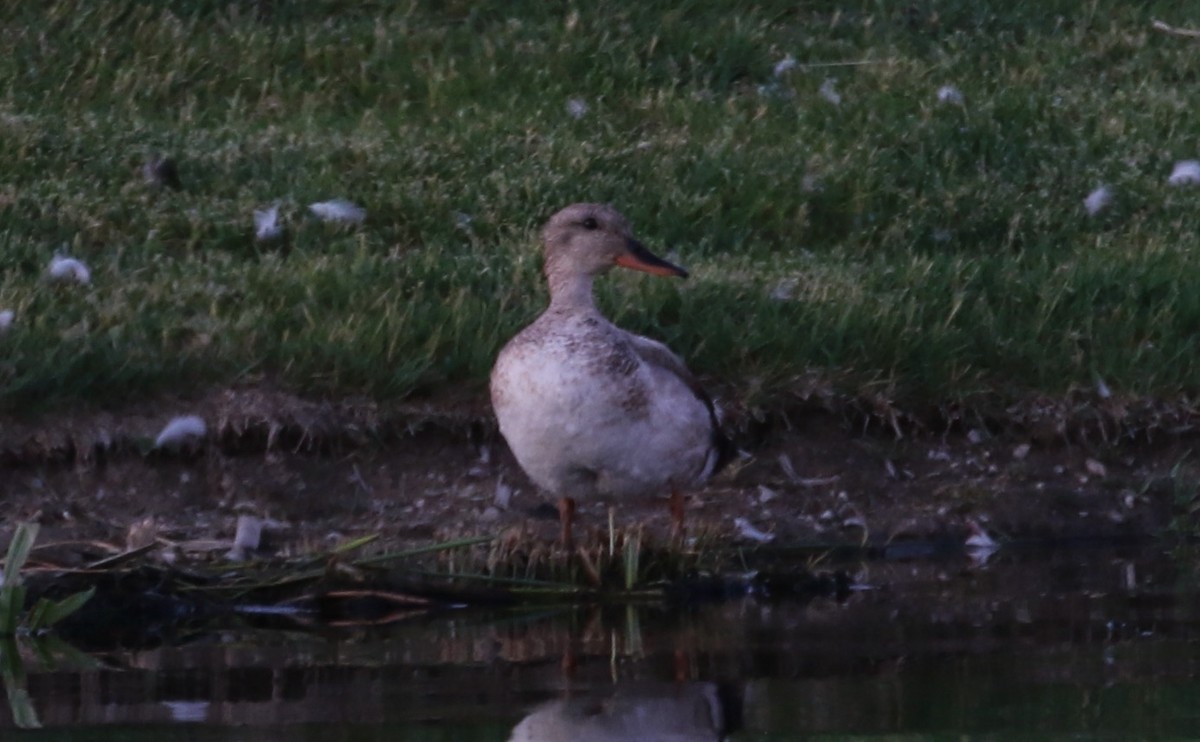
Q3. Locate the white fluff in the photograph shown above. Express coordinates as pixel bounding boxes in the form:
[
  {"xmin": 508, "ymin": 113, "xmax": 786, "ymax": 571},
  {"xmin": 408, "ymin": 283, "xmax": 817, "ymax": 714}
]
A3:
[
  {"xmin": 937, "ymin": 85, "xmax": 964, "ymax": 105},
  {"xmin": 773, "ymin": 54, "xmax": 797, "ymax": 77},
  {"xmin": 155, "ymin": 415, "xmax": 207, "ymax": 449},
  {"xmin": 254, "ymin": 204, "xmax": 283, "ymax": 241},
  {"xmin": 565, "ymin": 97, "xmax": 589, "ymax": 119},
  {"xmin": 47, "ymin": 256, "xmax": 91, "ymax": 284},
  {"xmin": 965, "ymin": 519, "xmax": 998, "ymax": 551},
  {"xmin": 1168, "ymin": 160, "xmax": 1200, "ymax": 186},
  {"xmin": 309, "ymin": 199, "xmax": 366, "ymax": 224},
  {"xmin": 965, "ymin": 529, "xmax": 997, "ymax": 550},
  {"xmin": 493, "ymin": 477, "xmax": 513, "ymax": 509},
  {"xmin": 1083, "ymin": 186, "xmax": 1113, "ymax": 216},
  {"xmin": 756, "ymin": 81, "xmax": 792, "ymax": 99},
  {"xmin": 733, "ymin": 517, "xmax": 775, "ymax": 543},
  {"xmin": 0, "ymin": 310, "xmax": 12, "ymax": 332},
  {"xmin": 818, "ymin": 78, "xmax": 842, "ymax": 106},
  {"xmin": 769, "ymin": 278, "xmax": 797, "ymax": 301},
  {"xmin": 232, "ymin": 515, "xmax": 264, "ymax": 551}
]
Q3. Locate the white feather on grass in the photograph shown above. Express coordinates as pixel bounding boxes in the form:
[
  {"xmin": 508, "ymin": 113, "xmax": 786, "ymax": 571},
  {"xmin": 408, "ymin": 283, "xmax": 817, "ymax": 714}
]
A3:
[
  {"xmin": 254, "ymin": 204, "xmax": 283, "ymax": 241},
  {"xmin": 773, "ymin": 54, "xmax": 797, "ymax": 77},
  {"xmin": 769, "ymin": 278, "xmax": 797, "ymax": 301},
  {"xmin": 47, "ymin": 256, "xmax": 91, "ymax": 285},
  {"xmin": 756, "ymin": 81, "xmax": 793, "ymax": 99},
  {"xmin": 818, "ymin": 78, "xmax": 842, "ymax": 106},
  {"xmin": 1168, "ymin": 160, "xmax": 1200, "ymax": 186},
  {"xmin": 309, "ymin": 199, "xmax": 366, "ymax": 224},
  {"xmin": 937, "ymin": 85, "xmax": 965, "ymax": 105},
  {"xmin": 155, "ymin": 415, "xmax": 207, "ymax": 449},
  {"xmin": 0, "ymin": 310, "xmax": 12, "ymax": 332},
  {"xmin": 1084, "ymin": 186, "xmax": 1113, "ymax": 216},
  {"xmin": 565, "ymin": 97, "xmax": 589, "ymax": 119}
]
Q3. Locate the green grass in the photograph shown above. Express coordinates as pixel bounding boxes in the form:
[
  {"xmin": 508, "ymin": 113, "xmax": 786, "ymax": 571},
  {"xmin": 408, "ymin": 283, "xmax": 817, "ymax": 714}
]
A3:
[{"xmin": 2, "ymin": 1, "xmax": 1200, "ymax": 418}]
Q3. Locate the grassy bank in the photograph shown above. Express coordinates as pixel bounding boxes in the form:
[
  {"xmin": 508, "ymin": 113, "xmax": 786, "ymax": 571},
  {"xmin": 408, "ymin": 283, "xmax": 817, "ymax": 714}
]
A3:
[{"xmin": 2, "ymin": 1, "xmax": 1199, "ymax": 419}]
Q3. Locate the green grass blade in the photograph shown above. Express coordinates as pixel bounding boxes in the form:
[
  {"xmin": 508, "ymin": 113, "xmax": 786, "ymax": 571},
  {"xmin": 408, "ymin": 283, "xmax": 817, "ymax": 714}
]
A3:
[
  {"xmin": 25, "ymin": 587, "xmax": 95, "ymax": 632},
  {"xmin": 0, "ymin": 586, "xmax": 26, "ymax": 637},
  {"xmin": 0, "ymin": 637, "xmax": 40, "ymax": 729},
  {"xmin": 1, "ymin": 523, "xmax": 38, "ymax": 589},
  {"xmin": 352, "ymin": 536, "xmax": 496, "ymax": 567}
]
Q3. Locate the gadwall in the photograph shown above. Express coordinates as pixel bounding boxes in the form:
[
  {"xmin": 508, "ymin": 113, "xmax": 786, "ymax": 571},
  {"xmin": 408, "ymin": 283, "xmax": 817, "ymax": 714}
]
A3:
[{"xmin": 490, "ymin": 203, "xmax": 735, "ymax": 545}]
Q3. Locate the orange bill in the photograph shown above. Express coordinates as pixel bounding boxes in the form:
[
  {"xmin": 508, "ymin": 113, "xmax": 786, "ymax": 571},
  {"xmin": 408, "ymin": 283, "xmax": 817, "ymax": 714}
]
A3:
[{"xmin": 614, "ymin": 238, "xmax": 689, "ymax": 278}]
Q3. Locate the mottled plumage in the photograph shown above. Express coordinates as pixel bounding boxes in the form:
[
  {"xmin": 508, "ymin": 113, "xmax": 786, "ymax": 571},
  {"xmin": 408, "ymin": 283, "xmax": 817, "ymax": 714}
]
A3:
[{"xmin": 490, "ymin": 204, "xmax": 734, "ymax": 520}]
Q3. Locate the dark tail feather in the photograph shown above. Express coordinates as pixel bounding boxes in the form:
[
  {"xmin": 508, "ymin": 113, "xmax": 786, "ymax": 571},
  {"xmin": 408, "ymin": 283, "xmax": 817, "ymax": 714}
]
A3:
[
  {"xmin": 709, "ymin": 420, "xmax": 739, "ymax": 476},
  {"xmin": 694, "ymin": 388, "xmax": 738, "ymax": 477}
]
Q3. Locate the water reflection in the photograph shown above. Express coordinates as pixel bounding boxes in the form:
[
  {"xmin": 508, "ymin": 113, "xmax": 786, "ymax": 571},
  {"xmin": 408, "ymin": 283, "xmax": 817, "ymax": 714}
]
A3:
[
  {"xmin": 3, "ymin": 545, "xmax": 1200, "ymax": 738},
  {"xmin": 509, "ymin": 682, "xmax": 729, "ymax": 741}
]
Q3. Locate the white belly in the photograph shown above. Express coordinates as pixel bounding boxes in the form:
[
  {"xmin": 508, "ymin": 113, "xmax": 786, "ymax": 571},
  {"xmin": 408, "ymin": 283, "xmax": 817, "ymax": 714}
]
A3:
[{"xmin": 491, "ymin": 331, "xmax": 713, "ymax": 500}]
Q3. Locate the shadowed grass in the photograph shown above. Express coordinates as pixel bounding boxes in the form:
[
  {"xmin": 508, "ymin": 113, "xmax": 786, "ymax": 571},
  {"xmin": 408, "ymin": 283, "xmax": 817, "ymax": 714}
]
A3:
[{"xmin": 2, "ymin": 1, "xmax": 1200, "ymax": 417}]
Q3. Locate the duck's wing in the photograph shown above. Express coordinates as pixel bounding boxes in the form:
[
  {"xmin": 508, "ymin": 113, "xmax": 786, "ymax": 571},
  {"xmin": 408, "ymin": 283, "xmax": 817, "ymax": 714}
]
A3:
[
  {"xmin": 624, "ymin": 332, "xmax": 738, "ymax": 475},
  {"xmin": 624, "ymin": 332, "xmax": 698, "ymax": 393}
]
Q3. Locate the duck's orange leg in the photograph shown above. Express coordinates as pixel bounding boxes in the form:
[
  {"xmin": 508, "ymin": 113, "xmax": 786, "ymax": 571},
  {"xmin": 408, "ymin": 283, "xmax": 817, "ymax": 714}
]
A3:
[{"xmin": 558, "ymin": 496, "xmax": 577, "ymax": 551}]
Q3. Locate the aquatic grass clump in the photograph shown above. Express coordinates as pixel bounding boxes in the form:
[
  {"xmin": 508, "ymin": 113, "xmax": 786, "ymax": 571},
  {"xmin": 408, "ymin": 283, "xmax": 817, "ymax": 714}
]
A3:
[
  {"xmin": 0, "ymin": 524, "xmax": 94, "ymax": 636},
  {"xmin": 345, "ymin": 524, "xmax": 743, "ymax": 600},
  {"xmin": 1, "ymin": 1, "xmax": 1200, "ymax": 422},
  {"xmin": 0, "ymin": 523, "xmax": 97, "ymax": 730},
  {"xmin": 0, "ymin": 530, "xmax": 759, "ymax": 647}
]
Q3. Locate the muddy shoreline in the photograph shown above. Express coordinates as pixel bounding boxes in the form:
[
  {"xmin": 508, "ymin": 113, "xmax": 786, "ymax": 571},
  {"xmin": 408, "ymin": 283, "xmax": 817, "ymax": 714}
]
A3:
[{"xmin": 0, "ymin": 387, "xmax": 1191, "ymax": 559}]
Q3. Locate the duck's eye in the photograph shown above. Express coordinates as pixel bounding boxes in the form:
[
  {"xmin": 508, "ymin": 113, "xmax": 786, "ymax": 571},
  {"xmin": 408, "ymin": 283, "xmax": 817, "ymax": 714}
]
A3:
[{"xmin": 581, "ymin": 217, "xmax": 599, "ymax": 230}]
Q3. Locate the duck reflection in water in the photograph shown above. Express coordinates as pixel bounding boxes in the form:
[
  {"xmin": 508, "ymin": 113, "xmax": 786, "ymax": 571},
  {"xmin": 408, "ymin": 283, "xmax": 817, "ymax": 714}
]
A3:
[{"xmin": 509, "ymin": 681, "xmax": 739, "ymax": 742}]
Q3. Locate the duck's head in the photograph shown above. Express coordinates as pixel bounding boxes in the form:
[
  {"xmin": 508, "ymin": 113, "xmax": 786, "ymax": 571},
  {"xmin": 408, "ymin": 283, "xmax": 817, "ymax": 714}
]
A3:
[{"xmin": 541, "ymin": 203, "xmax": 688, "ymax": 280}]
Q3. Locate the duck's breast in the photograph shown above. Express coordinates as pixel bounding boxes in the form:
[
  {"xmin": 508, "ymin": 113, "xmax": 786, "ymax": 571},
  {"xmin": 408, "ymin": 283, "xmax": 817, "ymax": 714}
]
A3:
[{"xmin": 491, "ymin": 314, "xmax": 713, "ymax": 497}]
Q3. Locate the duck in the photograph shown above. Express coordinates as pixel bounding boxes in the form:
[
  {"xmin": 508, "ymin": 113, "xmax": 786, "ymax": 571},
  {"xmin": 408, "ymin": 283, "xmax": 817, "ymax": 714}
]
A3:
[{"xmin": 490, "ymin": 203, "xmax": 736, "ymax": 546}]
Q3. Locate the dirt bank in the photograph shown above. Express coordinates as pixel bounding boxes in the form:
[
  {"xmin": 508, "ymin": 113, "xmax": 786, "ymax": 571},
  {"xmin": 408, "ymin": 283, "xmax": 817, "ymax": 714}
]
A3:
[{"xmin": 0, "ymin": 387, "xmax": 1191, "ymax": 559}]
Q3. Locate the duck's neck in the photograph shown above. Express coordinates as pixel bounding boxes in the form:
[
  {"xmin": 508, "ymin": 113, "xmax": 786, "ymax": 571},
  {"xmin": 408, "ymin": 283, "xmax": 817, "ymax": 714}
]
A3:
[{"xmin": 546, "ymin": 269, "xmax": 598, "ymax": 313}]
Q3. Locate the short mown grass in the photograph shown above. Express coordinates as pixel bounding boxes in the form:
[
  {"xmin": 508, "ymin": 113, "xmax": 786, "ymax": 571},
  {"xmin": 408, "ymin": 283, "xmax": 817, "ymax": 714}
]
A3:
[{"xmin": 2, "ymin": 1, "xmax": 1200, "ymax": 419}]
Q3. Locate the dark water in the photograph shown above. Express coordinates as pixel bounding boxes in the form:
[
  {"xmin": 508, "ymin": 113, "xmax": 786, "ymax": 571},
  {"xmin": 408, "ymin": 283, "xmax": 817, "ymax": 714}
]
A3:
[{"xmin": 6, "ymin": 544, "xmax": 1200, "ymax": 740}]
